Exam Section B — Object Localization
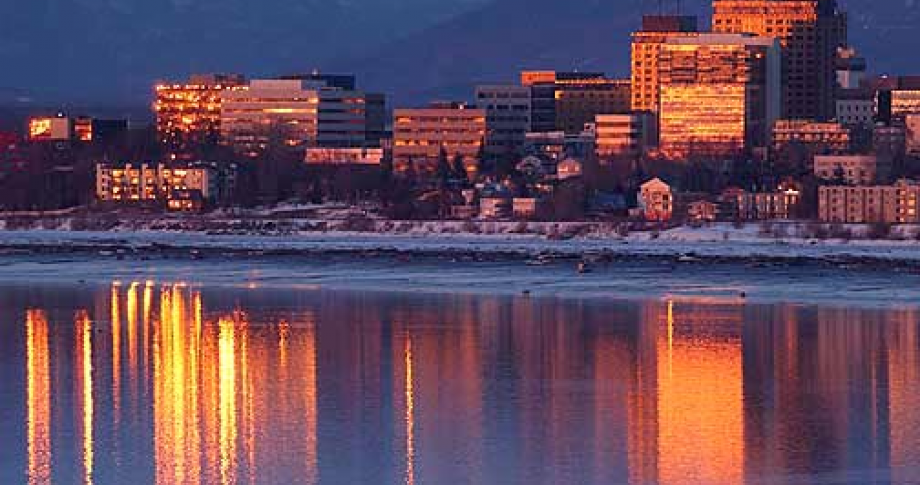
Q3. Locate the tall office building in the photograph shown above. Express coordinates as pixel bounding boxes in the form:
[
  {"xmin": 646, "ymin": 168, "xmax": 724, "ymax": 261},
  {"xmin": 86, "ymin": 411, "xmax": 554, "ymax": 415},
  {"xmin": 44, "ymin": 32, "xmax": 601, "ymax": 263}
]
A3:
[
  {"xmin": 475, "ymin": 85, "xmax": 532, "ymax": 156},
  {"xmin": 220, "ymin": 79, "xmax": 369, "ymax": 157},
  {"xmin": 276, "ymin": 72, "xmax": 357, "ymax": 90},
  {"xmin": 658, "ymin": 34, "xmax": 781, "ymax": 158},
  {"xmin": 712, "ymin": 0, "xmax": 847, "ymax": 121},
  {"xmin": 554, "ymin": 78, "xmax": 632, "ymax": 134},
  {"xmin": 630, "ymin": 15, "xmax": 699, "ymax": 113},
  {"xmin": 520, "ymin": 71, "xmax": 610, "ymax": 133},
  {"xmin": 154, "ymin": 74, "xmax": 246, "ymax": 156}
]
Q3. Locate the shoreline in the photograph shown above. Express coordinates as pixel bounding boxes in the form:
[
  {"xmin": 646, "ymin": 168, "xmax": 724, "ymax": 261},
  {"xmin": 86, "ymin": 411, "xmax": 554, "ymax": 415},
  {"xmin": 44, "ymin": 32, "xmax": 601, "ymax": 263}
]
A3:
[{"xmin": 1, "ymin": 227, "xmax": 920, "ymax": 270}]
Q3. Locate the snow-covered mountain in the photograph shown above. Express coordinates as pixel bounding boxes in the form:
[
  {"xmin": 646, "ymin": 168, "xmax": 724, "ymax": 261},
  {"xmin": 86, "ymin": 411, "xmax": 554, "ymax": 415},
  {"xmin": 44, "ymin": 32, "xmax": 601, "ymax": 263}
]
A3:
[
  {"xmin": 0, "ymin": 0, "xmax": 915, "ymax": 106},
  {"xmin": 0, "ymin": 0, "xmax": 487, "ymax": 104}
]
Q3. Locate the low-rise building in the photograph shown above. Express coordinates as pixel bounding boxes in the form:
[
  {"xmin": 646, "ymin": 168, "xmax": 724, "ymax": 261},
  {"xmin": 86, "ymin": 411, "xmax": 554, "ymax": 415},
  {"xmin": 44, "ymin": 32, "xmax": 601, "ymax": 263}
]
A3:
[
  {"xmin": 595, "ymin": 113, "xmax": 655, "ymax": 159},
  {"xmin": 874, "ymin": 125, "xmax": 907, "ymax": 160},
  {"xmin": 96, "ymin": 162, "xmax": 218, "ymax": 211},
  {"xmin": 393, "ymin": 102, "xmax": 487, "ymax": 176},
  {"xmin": 304, "ymin": 147, "xmax": 384, "ymax": 166},
  {"xmin": 523, "ymin": 130, "xmax": 595, "ymax": 162},
  {"xmin": 835, "ymin": 89, "xmax": 876, "ymax": 127},
  {"xmin": 639, "ymin": 178, "xmax": 673, "ymax": 222},
  {"xmin": 732, "ymin": 189, "xmax": 800, "ymax": 220},
  {"xmin": 557, "ymin": 157, "xmax": 584, "ymax": 181},
  {"xmin": 814, "ymin": 155, "xmax": 886, "ymax": 186},
  {"xmin": 687, "ymin": 200, "xmax": 718, "ymax": 222},
  {"xmin": 772, "ymin": 120, "xmax": 851, "ymax": 158},
  {"xmin": 907, "ymin": 114, "xmax": 920, "ymax": 157},
  {"xmin": 818, "ymin": 180, "xmax": 920, "ymax": 224},
  {"xmin": 512, "ymin": 197, "xmax": 548, "ymax": 220},
  {"xmin": 515, "ymin": 155, "xmax": 556, "ymax": 179},
  {"xmin": 479, "ymin": 197, "xmax": 512, "ymax": 220}
]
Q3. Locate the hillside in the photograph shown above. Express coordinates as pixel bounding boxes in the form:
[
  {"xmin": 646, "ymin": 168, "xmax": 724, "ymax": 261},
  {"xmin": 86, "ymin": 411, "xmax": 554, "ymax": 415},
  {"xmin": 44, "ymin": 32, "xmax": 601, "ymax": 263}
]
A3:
[
  {"xmin": 0, "ymin": 0, "xmax": 915, "ymax": 106},
  {"xmin": 345, "ymin": 0, "xmax": 919, "ymax": 105}
]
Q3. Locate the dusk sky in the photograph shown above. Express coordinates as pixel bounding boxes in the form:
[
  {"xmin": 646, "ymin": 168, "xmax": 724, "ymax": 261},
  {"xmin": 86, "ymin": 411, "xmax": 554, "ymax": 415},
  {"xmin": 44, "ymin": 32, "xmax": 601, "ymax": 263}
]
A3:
[{"xmin": 0, "ymin": 0, "xmax": 917, "ymax": 106}]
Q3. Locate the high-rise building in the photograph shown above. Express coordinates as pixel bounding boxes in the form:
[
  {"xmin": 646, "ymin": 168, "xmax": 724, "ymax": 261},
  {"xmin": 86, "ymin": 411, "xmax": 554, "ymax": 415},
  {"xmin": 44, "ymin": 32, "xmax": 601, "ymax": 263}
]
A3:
[
  {"xmin": 520, "ymin": 71, "xmax": 615, "ymax": 133},
  {"xmin": 835, "ymin": 47, "xmax": 867, "ymax": 90},
  {"xmin": 630, "ymin": 15, "xmax": 699, "ymax": 113},
  {"xmin": 392, "ymin": 102, "xmax": 487, "ymax": 175},
  {"xmin": 276, "ymin": 72, "xmax": 357, "ymax": 90},
  {"xmin": 220, "ymin": 79, "xmax": 369, "ymax": 157},
  {"xmin": 475, "ymin": 85, "xmax": 532, "ymax": 156},
  {"xmin": 658, "ymin": 34, "xmax": 781, "ymax": 158},
  {"xmin": 553, "ymin": 78, "xmax": 632, "ymax": 134},
  {"xmin": 365, "ymin": 93, "xmax": 387, "ymax": 146},
  {"xmin": 154, "ymin": 74, "xmax": 246, "ymax": 156},
  {"xmin": 712, "ymin": 0, "xmax": 847, "ymax": 121}
]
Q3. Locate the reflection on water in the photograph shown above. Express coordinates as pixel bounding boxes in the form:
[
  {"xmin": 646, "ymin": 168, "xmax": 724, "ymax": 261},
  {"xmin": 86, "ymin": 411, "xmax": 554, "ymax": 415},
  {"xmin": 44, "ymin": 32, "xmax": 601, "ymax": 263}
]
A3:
[
  {"xmin": 2, "ymin": 284, "xmax": 920, "ymax": 484},
  {"xmin": 25, "ymin": 310, "xmax": 50, "ymax": 485}
]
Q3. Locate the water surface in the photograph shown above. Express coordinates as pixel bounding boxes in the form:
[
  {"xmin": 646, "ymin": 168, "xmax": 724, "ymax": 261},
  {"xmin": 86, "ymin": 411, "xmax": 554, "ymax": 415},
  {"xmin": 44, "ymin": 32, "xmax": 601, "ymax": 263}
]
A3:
[{"xmin": 1, "ymin": 282, "xmax": 919, "ymax": 484}]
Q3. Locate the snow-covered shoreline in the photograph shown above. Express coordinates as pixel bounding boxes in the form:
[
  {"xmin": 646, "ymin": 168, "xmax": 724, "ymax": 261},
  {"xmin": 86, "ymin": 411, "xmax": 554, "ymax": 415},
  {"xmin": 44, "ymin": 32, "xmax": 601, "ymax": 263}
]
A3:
[{"xmin": 1, "ymin": 223, "xmax": 920, "ymax": 265}]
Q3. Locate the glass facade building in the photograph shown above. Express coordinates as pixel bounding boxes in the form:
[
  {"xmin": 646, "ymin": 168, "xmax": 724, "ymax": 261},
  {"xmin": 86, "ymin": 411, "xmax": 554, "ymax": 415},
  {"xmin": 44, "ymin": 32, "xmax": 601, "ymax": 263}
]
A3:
[{"xmin": 658, "ymin": 34, "xmax": 781, "ymax": 158}]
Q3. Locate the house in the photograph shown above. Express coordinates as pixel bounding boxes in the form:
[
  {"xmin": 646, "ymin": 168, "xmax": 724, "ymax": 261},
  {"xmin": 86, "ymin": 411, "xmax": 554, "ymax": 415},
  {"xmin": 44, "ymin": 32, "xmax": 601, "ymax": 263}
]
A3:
[
  {"xmin": 480, "ymin": 197, "xmax": 512, "ymax": 220},
  {"xmin": 639, "ymin": 178, "xmax": 673, "ymax": 222},
  {"xmin": 687, "ymin": 200, "xmax": 718, "ymax": 222},
  {"xmin": 512, "ymin": 197, "xmax": 548, "ymax": 220},
  {"xmin": 516, "ymin": 155, "xmax": 556, "ymax": 179},
  {"xmin": 557, "ymin": 157, "xmax": 583, "ymax": 181}
]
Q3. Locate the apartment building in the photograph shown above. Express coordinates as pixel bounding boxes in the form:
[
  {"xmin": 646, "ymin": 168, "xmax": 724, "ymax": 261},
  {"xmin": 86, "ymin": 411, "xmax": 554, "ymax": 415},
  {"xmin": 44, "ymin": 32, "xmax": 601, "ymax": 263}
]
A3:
[
  {"xmin": 814, "ymin": 154, "xmax": 886, "ymax": 185},
  {"xmin": 96, "ymin": 163, "xmax": 216, "ymax": 211},
  {"xmin": 819, "ymin": 180, "xmax": 920, "ymax": 224}
]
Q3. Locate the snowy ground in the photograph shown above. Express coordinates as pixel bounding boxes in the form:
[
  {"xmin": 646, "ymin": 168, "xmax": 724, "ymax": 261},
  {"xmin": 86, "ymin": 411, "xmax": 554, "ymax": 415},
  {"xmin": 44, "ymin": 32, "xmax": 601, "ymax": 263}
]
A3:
[
  {"xmin": 0, "ymin": 224, "xmax": 919, "ymax": 263},
  {"xmin": 0, "ymin": 250, "xmax": 917, "ymax": 309},
  {"xmin": 0, "ymin": 224, "xmax": 918, "ymax": 307}
]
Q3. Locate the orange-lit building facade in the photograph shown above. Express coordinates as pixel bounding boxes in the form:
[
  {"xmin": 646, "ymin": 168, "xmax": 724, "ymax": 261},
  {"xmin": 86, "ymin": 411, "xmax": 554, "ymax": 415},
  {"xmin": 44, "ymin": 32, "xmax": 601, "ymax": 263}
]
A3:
[
  {"xmin": 392, "ymin": 102, "xmax": 487, "ymax": 175},
  {"xmin": 95, "ymin": 162, "xmax": 214, "ymax": 211},
  {"xmin": 818, "ymin": 179, "xmax": 920, "ymax": 224},
  {"xmin": 220, "ymin": 79, "xmax": 370, "ymax": 157},
  {"xmin": 639, "ymin": 177, "xmax": 674, "ymax": 221},
  {"xmin": 630, "ymin": 15, "xmax": 699, "ymax": 113},
  {"xmin": 154, "ymin": 74, "xmax": 245, "ymax": 157},
  {"xmin": 771, "ymin": 119, "xmax": 851, "ymax": 158},
  {"xmin": 712, "ymin": 0, "xmax": 847, "ymax": 121},
  {"xmin": 658, "ymin": 34, "xmax": 781, "ymax": 158},
  {"xmin": 595, "ymin": 113, "xmax": 655, "ymax": 159}
]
